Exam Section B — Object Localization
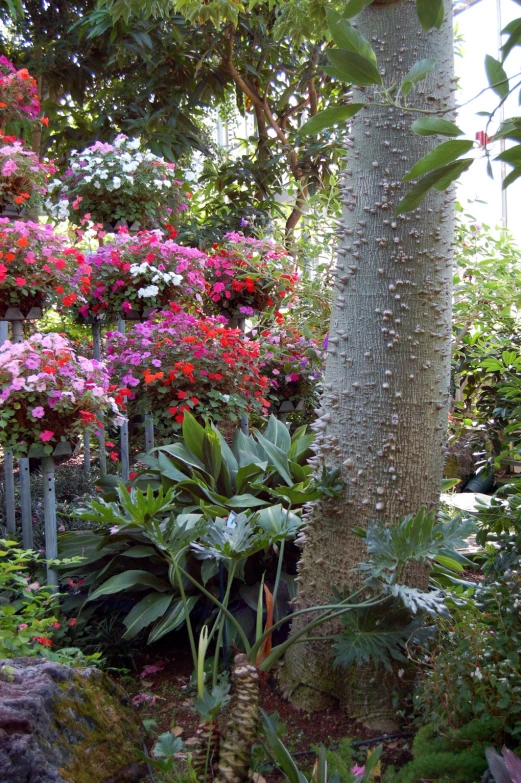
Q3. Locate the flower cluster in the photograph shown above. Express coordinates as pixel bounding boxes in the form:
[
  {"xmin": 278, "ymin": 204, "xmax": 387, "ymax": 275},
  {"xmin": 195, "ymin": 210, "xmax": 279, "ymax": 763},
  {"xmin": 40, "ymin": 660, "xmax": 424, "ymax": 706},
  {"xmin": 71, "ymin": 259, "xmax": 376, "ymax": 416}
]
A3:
[
  {"xmin": 105, "ymin": 311, "xmax": 270, "ymax": 433},
  {"xmin": 204, "ymin": 232, "xmax": 296, "ymax": 318},
  {"xmin": 257, "ymin": 326, "xmax": 325, "ymax": 406},
  {"xmin": 0, "ymin": 333, "xmax": 123, "ymax": 456},
  {"xmin": 45, "ymin": 134, "xmax": 187, "ymax": 228},
  {"xmin": 0, "ymin": 133, "xmax": 56, "ymax": 212},
  {"xmin": 0, "ymin": 57, "xmax": 40, "ymax": 123},
  {"xmin": 73, "ymin": 229, "xmax": 207, "ymax": 320},
  {"xmin": 0, "ymin": 218, "xmax": 85, "ymax": 317}
]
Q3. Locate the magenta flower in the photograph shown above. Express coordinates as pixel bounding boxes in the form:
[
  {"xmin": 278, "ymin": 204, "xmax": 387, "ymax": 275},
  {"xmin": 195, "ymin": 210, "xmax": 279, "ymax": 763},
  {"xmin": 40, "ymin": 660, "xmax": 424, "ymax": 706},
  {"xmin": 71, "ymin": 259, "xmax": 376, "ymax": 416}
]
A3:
[
  {"xmin": 31, "ymin": 406, "xmax": 45, "ymax": 418},
  {"xmin": 39, "ymin": 430, "xmax": 54, "ymax": 442}
]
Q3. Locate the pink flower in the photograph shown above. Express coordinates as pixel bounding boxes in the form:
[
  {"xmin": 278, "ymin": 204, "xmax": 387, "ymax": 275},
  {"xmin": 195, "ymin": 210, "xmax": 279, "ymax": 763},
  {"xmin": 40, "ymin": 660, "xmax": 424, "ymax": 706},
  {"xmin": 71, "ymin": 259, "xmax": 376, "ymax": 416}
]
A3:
[
  {"xmin": 15, "ymin": 277, "xmax": 27, "ymax": 287},
  {"xmin": 39, "ymin": 430, "xmax": 54, "ymax": 442},
  {"xmin": 18, "ymin": 623, "xmax": 28, "ymax": 630},
  {"xmin": 351, "ymin": 765, "xmax": 365, "ymax": 777},
  {"xmin": 31, "ymin": 406, "xmax": 45, "ymax": 418},
  {"xmin": 26, "ymin": 582, "xmax": 40, "ymax": 591}
]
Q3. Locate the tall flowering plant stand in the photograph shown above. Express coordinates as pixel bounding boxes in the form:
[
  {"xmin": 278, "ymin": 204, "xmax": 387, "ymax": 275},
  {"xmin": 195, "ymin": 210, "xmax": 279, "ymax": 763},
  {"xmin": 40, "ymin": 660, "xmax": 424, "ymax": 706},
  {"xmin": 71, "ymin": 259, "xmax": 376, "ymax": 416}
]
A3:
[{"xmin": 0, "ymin": 334, "xmax": 122, "ymax": 585}]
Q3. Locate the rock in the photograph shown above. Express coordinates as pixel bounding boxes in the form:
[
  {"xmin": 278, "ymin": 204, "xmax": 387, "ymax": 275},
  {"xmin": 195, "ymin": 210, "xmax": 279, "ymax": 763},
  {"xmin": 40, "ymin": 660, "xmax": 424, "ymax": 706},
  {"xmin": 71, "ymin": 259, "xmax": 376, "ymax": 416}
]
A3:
[{"xmin": 0, "ymin": 658, "xmax": 145, "ymax": 783}]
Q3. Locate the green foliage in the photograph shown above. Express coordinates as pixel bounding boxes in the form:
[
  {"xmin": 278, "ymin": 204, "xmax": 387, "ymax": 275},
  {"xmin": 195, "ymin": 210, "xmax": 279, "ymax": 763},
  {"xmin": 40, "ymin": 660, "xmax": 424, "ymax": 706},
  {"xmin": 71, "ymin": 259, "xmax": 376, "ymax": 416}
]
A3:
[
  {"xmin": 0, "ymin": 539, "xmax": 99, "ymax": 665},
  {"xmin": 382, "ymin": 722, "xmax": 492, "ymax": 783}
]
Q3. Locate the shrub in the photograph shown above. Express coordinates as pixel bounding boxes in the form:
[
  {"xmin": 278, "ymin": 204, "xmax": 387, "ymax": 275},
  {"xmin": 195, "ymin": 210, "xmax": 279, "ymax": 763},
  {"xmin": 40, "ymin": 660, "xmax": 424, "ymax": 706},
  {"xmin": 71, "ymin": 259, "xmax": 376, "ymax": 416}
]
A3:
[
  {"xmin": 0, "ymin": 134, "xmax": 56, "ymax": 213},
  {"xmin": 0, "ymin": 57, "xmax": 40, "ymax": 123}
]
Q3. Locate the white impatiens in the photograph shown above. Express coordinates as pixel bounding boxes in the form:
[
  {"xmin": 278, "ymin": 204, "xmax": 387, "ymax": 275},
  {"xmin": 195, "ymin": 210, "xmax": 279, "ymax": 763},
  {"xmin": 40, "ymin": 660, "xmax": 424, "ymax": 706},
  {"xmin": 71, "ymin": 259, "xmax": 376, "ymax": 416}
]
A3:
[{"xmin": 137, "ymin": 285, "xmax": 160, "ymax": 299}]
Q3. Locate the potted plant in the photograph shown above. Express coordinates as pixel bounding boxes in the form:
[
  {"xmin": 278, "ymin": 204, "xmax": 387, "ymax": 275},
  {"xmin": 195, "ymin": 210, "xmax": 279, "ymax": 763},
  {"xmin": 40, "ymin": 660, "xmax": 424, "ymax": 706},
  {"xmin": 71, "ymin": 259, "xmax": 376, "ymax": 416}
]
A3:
[
  {"xmin": 105, "ymin": 311, "xmax": 270, "ymax": 435},
  {"xmin": 0, "ymin": 332, "xmax": 124, "ymax": 457},
  {"xmin": 72, "ymin": 229, "xmax": 207, "ymax": 321},
  {"xmin": 0, "ymin": 218, "xmax": 85, "ymax": 319},
  {"xmin": 204, "ymin": 233, "xmax": 296, "ymax": 320},
  {"xmin": 0, "ymin": 133, "xmax": 56, "ymax": 217},
  {"xmin": 0, "ymin": 57, "xmax": 40, "ymax": 126},
  {"xmin": 258, "ymin": 325, "xmax": 325, "ymax": 412},
  {"xmin": 45, "ymin": 134, "xmax": 188, "ymax": 230}
]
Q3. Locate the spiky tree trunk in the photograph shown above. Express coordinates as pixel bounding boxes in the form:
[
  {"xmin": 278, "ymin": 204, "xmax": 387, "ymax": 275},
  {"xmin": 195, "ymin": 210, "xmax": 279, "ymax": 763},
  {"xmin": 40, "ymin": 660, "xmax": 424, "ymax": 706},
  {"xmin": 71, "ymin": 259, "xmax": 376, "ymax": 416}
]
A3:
[{"xmin": 280, "ymin": 0, "xmax": 455, "ymax": 728}]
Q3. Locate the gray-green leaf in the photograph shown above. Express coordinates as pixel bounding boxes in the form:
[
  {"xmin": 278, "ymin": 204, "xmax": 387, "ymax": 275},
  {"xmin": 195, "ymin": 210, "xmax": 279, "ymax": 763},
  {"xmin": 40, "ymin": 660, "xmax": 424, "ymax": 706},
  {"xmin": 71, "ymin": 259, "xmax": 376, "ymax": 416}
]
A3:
[
  {"xmin": 299, "ymin": 104, "xmax": 365, "ymax": 135},
  {"xmin": 416, "ymin": 0, "xmax": 444, "ymax": 31},
  {"xmin": 401, "ymin": 59, "xmax": 436, "ymax": 98},
  {"xmin": 327, "ymin": 49, "xmax": 382, "ymax": 86},
  {"xmin": 327, "ymin": 11, "xmax": 377, "ymax": 63},
  {"xmin": 396, "ymin": 158, "xmax": 473, "ymax": 214},
  {"xmin": 412, "ymin": 117, "xmax": 464, "ymax": 137},
  {"xmin": 485, "ymin": 54, "xmax": 509, "ymax": 98},
  {"xmin": 402, "ymin": 140, "xmax": 474, "ymax": 181},
  {"xmin": 341, "ymin": 0, "xmax": 374, "ymax": 18}
]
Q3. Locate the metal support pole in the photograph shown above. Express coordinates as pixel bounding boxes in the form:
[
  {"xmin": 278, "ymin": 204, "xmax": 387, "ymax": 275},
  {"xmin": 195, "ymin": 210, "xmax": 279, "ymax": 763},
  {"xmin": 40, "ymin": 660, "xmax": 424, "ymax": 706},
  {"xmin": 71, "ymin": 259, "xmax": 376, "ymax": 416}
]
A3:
[
  {"xmin": 42, "ymin": 456, "xmax": 58, "ymax": 588},
  {"xmin": 238, "ymin": 318, "xmax": 249, "ymax": 435},
  {"xmin": 19, "ymin": 457, "xmax": 32, "ymax": 549},
  {"xmin": 144, "ymin": 414, "xmax": 155, "ymax": 452},
  {"xmin": 11, "ymin": 319, "xmax": 32, "ymax": 541},
  {"xmin": 0, "ymin": 321, "xmax": 16, "ymax": 533},
  {"xmin": 117, "ymin": 320, "xmax": 130, "ymax": 482},
  {"xmin": 91, "ymin": 322, "xmax": 107, "ymax": 476}
]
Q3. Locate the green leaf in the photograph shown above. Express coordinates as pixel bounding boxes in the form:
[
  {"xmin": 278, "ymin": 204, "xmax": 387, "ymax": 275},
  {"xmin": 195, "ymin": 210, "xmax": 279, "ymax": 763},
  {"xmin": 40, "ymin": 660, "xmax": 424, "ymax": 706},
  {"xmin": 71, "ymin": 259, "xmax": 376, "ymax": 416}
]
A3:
[
  {"xmin": 327, "ymin": 12, "xmax": 377, "ymax": 62},
  {"xmin": 402, "ymin": 140, "xmax": 474, "ymax": 181},
  {"xmin": 261, "ymin": 414, "xmax": 291, "ymax": 452},
  {"xmin": 503, "ymin": 167, "xmax": 521, "ymax": 188},
  {"xmin": 441, "ymin": 478, "xmax": 460, "ymax": 492},
  {"xmin": 412, "ymin": 117, "xmax": 464, "ymax": 137},
  {"xmin": 299, "ymin": 104, "xmax": 365, "ymax": 135},
  {"xmin": 88, "ymin": 570, "xmax": 171, "ymax": 601},
  {"xmin": 416, "ymin": 0, "xmax": 444, "ymax": 31},
  {"xmin": 152, "ymin": 732, "xmax": 184, "ymax": 759},
  {"xmin": 501, "ymin": 18, "xmax": 521, "ymax": 61},
  {"xmin": 202, "ymin": 427, "xmax": 222, "ymax": 480},
  {"xmin": 496, "ymin": 143, "xmax": 521, "ymax": 165},
  {"xmin": 322, "ymin": 65, "xmax": 351, "ymax": 82},
  {"xmin": 260, "ymin": 709, "xmax": 308, "ymax": 783},
  {"xmin": 327, "ymin": 49, "xmax": 382, "ymax": 86},
  {"xmin": 226, "ymin": 493, "xmax": 270, "ymax": 508},
  {"xmin": 485, "ymin": 54, "xmax": 509, "ymax": 99},
  {"xmin": 182, "ymin": 412, "xmax": 205, "ymax": 461},
  {"xmin": 341, "ymin": 0, "xmax": 374, "ymax": 17},
  {"xmin": 401, "ymin": 59, "xmax": 436, "ymax": 98},
  {"xmin": 121, "ymin": 545, "xmax": 159, "ymax": 558},
  {"xmin": 254, "ymin": 430, "xmax": 294, "ymax": 486},
  {"xmin": 122, "ymin": 592, "xmax": 173, "ymax": 639},
  {"xmin": 148, "ymin": 596, "xmax": 198, "ymax": 643},
  {"xmin": 396, "ymin": 158, "xmax": 472, "ymax": 214},
  {"xmin": 333, "ymin": 606, "xmax": 414, "ymax": 671}
]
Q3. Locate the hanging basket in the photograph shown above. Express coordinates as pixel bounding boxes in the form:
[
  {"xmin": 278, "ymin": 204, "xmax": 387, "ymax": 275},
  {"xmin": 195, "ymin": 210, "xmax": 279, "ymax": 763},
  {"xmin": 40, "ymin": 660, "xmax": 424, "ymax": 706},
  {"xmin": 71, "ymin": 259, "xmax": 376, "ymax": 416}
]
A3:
[
  {"xmin": 0, "ymin": 299, "xmax": 44, "ymax": 320},
  {"xmin": 27, "ymin": 440, "xmax": 74, "ymax": 459},
  {"xmin": 119, "ymin": 306, "xmax": 156, "ymax": 321},
  {"xmin": 74, "ymin": 311, "xmax": 106, "ymax": 326},
  {"xmin": 103, "ymin": 219, "xmax": 141, "ymax": 234}
]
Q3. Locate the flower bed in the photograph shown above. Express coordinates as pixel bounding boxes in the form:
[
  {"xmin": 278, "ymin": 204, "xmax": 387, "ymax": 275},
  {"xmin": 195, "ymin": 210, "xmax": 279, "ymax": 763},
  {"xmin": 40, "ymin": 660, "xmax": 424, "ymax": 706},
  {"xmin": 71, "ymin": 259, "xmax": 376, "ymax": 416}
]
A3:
[
  {"xmin": 0, "ymin": 133, "xmax": 56, "ymax": 214},
  {"xmin": 258, "ymin": 326, "xmax": 325, "ymax": 406},
  {"xmin": 73, "ymin": 229, "xmax": 207, "ymax": 320},
  {"xmin": 205, "ymin": 232, "xmax": 296, "ymax": 318},
  {"xmin": 105, "ymin": 311, "xmax": 270, "ymax": 433},
  {"xmin": 0, "ymin": 333, "xmax": 123, "ymax": 456},
  {"xmin": 0, "ymin": 218, "xmax": 86, "ymax": 318},
  {"xmin": 45, "ymin": 134, "xmax": 187, "ymax": 228},
  {"xmin": 0, "ymin": 57, "xmax": 40, "ymax": 124}
]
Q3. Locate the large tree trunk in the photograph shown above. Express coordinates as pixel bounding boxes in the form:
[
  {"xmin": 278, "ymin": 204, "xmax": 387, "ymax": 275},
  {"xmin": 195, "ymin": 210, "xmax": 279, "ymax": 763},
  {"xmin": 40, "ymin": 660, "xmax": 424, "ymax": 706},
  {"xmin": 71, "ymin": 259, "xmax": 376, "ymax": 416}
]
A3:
[{"xmin": 280, "ymin": 0, "xmax": 455, "ymax": 728}]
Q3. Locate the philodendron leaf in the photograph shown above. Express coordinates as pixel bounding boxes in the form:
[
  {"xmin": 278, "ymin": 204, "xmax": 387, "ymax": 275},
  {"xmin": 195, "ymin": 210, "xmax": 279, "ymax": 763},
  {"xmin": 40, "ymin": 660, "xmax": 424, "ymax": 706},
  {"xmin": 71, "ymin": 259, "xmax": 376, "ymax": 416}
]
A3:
[
  {"xmin": 412, "ymin": 117, "xmax": 464, "ymax": 137},
  {"xmin": 327, "ymin": 49, "xmax": 382, "ymax": 86},
  {"xmin": 326, "ymin": 11, "xmax": 377, "ymax": 63},
  {"xmin": 122, "ymin": 592, "xmax": 173, "ymax": 639},
  {"xmin": 401, "ymin": 58, "xmax": 436, "ymax": 97},
  {"xmin": 416, "ymin": 0, "xmax": 444, "ymax": 31},
  {"xmin": 402, "ymin": 140, "xmax": 474, "ymax": 181},
  {"xmin": 485, "ymin": 54, "xmax": 509, "ymax": 98},
  {"xmin": 88, "ymin": 570, "xmax": 171, "ymax": 601},
  {"xmin": 396, "ymin": 158, "xmax": 473, "ymax": 214},
  {"xmin": 299, "ymin": 104, "xmax": 365, "ymax": 135}
]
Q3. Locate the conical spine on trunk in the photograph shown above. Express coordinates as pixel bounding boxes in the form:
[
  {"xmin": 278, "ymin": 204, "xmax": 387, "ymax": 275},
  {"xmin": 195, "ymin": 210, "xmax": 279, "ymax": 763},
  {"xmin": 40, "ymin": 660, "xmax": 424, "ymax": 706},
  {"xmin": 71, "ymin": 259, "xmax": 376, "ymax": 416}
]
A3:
[
  {"xmin": 216, "ymin": 654, "xmax": 260, "ymax": 783},
  {"xmin": 190, "ymin": 721, "xmax": 221, "ymax": 783}
]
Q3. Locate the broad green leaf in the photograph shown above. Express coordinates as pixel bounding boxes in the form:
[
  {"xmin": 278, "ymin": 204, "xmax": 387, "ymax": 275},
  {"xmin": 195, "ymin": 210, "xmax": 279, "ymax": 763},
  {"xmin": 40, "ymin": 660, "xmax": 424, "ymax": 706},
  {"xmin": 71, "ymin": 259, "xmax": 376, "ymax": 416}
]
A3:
[
  {"xmin": 327, "ymin": 49, "xmax": 382, "ymax": 86},
  {"xmin": 88, "ymin": 570, "xmax": 171, "ymax": 601},
  {"xmin": 159, "ymin": 443, "xmax": 208, "ymax": 474},
  {"xmin": 341, "ymin": 0, "xmax": 374, "ymax": 18},
  {"xmin": 226, "ymin": 493, "xmax": 270, "ymax": 508},
  {"xmin": 122, "ymin": 592, "xmax": 173, "ymax": 639},
  {"xmin": 396, "ymin": 158, "xmax": 472, "ymax": 214},
  {"xmin": 440, "ymin": 478, "xmax": 460, "ymax": 492},
  {"xmin": 202, "ymin": 427, "xmax": 222, "ymax": 480},
  {"xmin": 121, "ymin": 545, "xmax": 159, "ymax": 558},
  {"xmin": 503, "ymin": 167, "xmax": 521, "ymax": 188},
  {"xmin": 402, "ymin": 140, "xmax": 474, "ymax": 181},
  {"xmin": 182, "ymin": 412, "xmax": 205, "ymax": 461},
  {"xmin": 416, "ymin": 0, "xmax": 444, "ymax": 31},
  {"xmin": 263, "ymin": 414, "xmax": 292, "ymax": 452},
  {"xmin": 401, "ymin": 59, "xmax": 436, "ymax": 98},
  {"xmin": 412, "ymin": 117, "xmax": 463, "ymax": 137},
  {"xmin": 496, "ymin": 143, "xmax": 521, "ymax": 165},
  {"xmin": 299, "ymin": 104, "xmax": 365, "ymax": 135},
  {"xmin": 148, "ymin": 596, "xmax": 198, "ymax": 643},
  {"xmin": 501, "ymin": 18, "xmax": 521, "ymax": 61},
  {"xmin": 254, "ymin": 430, "xmax": 294, "ymax": 486},
  {"xmin": 485, "ymin": 54, "xmax": 509, "ymax": 98},
  {"xmin": 152, "ymin": 732, "xmax": 184, "ymax": 759},
  {"xmin": 327, "ymin": 13, "xmax": 377, "ymax": 63},
  {"xmin": 436, "ymin": 554, "xmax": 464, "ymax": 573},
  {"xmin": 322, "ymin": 65, "xmax": 351, "ymax": 82}
]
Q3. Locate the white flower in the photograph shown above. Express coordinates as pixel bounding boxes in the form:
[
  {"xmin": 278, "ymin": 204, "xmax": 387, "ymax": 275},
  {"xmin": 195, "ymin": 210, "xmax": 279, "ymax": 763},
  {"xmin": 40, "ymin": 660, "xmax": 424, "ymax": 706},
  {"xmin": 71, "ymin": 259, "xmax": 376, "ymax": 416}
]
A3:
[
  {"xmin": 112, "ymin": 176, "xmax": 122, "ymax": 189},
  {"xmin": 99, "ymin": 171, "xmax": 108, "ymax": 180},
  {"xmin": 473, "ymin": 668, "xmax": 483, "ymax": 680},
  {"xmin": 83, "ymin": 176, "xmax": 93, "ymax": 183},
  {"xmin": 137, "ymin": 285, "xmax": 159, "ymax": 298},
  {"xmin": 125, "ymin": 176, "xmax": 134, "ymax": 185},
  {"xmin": 153, "ymin": 179, "xmax": 163, "ymax": 189},
  {"xmin": 128, "ymin": 138, "xmax": 141, "ymax": 150}
]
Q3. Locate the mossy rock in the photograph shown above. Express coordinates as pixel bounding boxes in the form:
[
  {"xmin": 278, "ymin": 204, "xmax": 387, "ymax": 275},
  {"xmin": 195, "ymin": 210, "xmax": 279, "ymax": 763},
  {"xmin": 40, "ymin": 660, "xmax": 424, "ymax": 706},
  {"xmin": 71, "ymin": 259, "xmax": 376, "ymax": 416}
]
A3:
[{"xmin": 0, "ymin": 657, "xmax": 145, "ymax": 783}]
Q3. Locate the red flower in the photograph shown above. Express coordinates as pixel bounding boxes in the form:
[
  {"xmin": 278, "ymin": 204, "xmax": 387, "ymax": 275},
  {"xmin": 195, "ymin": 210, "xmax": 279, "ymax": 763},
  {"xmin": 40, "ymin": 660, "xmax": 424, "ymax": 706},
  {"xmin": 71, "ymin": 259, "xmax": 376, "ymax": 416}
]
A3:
[
  {"xmin": 109, "ymin": 451, "xmax": 119, "ymax": 462},
  {"xmin": 69, "ymin": 617, "xmax": 78, "ymax": 627},
  {"xmin": 40, "ymin": 117, "xmax": 49, "ymax": 126},
  {"xmin": 32, "ymin": 636, "xmax": 52, "ymax": 647}
]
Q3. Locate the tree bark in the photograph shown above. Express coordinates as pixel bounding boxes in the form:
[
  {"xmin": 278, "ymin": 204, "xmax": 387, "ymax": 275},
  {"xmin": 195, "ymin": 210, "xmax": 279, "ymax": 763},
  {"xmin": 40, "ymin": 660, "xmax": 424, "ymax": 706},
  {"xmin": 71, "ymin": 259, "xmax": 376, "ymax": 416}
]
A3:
[{"xmin": 280, "ymin": 0, "xmax": 455, "ymax": 728}]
